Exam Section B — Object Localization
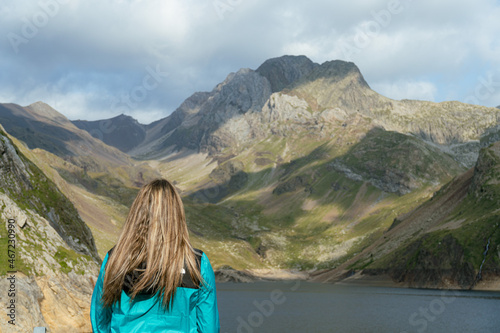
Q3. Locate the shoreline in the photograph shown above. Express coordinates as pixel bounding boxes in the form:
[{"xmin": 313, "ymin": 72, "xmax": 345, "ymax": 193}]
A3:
[
  {"xmin": 214, "ymin": 267, "xmax": 310, "ymax": 283},
  {"xmin": 215, "ymin": 268, "xmax": 500, "ymax": 292}
]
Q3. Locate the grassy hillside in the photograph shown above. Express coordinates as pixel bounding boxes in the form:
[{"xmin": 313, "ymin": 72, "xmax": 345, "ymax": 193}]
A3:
[
  {"xmin": 317, "ymin": 142, "xmax": 500, "ymax": 288},
  {"xmin": 169, "ymin": 124, "xmax": 465, "ymax": 271}
]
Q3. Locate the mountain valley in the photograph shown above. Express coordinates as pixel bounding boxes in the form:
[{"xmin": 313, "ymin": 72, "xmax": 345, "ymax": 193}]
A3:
[{"xmin": 1, "ymin": 55, "xmax": 500, "ymax": 330}]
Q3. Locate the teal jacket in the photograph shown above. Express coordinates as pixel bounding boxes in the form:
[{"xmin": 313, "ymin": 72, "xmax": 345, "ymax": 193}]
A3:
[{"xmin": 90, "ymin": 250, "xmax": 220, "ymax": 333}]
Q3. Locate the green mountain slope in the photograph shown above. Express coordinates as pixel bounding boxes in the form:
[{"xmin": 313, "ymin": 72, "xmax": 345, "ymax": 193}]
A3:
[
  {"xmin": 179, "ymin": 123, "xmax": 465, "ymax": 271},
  {"xmin": 0, "ymin": 101, "xmax": 161, "ymax": 207},
  {"xmin": 314, "ymin": 141, "xmax": 500, "ymax": 289}
]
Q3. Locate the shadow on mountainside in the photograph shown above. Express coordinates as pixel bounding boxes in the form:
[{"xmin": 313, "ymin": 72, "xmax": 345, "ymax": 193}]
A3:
[
  {"xmin": 184, "ymin": 127, "xmax": 466, "ymax": 269},
  {"xmin": 0, "ymin": 104, "xmax": 79, "ymax": 156},
  {"xmin": 188, "ymin": 127, "xmax": 463, "ymax": 206}
]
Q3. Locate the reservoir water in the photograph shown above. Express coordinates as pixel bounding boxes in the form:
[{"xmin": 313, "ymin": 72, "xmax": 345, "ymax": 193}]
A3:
[{"xmin": 216, "ymin": 281, "xmax": 500, "ymax": 333}]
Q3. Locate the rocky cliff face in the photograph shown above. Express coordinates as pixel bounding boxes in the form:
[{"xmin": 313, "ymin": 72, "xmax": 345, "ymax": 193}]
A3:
[
  {"xmin": 0, "ymin": 192, "xmax": 99, "ymax": 332},
  {"xmin": 131, "ymin": 67, "xmax": 273, "ymax": 157},
  {"xmin": 0, "ymin": 128, "xmax": 100, "ymax": 332},
  {"xmin": 0, "ymin": 127, "xmax": 98, "ymax": 259}
]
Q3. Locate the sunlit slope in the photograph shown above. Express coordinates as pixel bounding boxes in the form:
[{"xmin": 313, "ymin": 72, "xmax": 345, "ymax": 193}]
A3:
[
  {"xmin": 0, "ymin": 101, "xmax": 162, "ymax": 206},
  {"xmin": 314, "ymin": 141, "xmax": 500, "ymax": 288},
  {"xmin": 168, "ymin": 122, "xmax": 464, "ymax": 271}
]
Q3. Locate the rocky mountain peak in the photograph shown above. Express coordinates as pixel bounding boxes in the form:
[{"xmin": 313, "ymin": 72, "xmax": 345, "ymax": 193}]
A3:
[
  {"xmin": 211, "ymin": 68, "xmax": 272, "ymax": 114},
  {"xmin": 129, "ymin": 66, "xmax": 273, "ymax": 156},
  {"xmin": 256, "ymin": 55, "xmax": 318, "ymax": 92},
  {"xmin": 296, "ymin": 59, "xmax": 369, "ymax": 89},
  {"xmin": 114, "ymin": 113, "xmax": 141, "ymax": 124},
  {"xmin": 26, "ymin": 101, "xmax": 69, "ymax": 125},
  {"xmin": 288, "ymin": 59, "xmax": 388, "ymax": 114},
  {"xmin": 86, "ymin": 56, "xmax": 383, "ymax": 157},
  {"xmin": 72, "ymin": 113, "xmax": 147, "ymax": 153}
]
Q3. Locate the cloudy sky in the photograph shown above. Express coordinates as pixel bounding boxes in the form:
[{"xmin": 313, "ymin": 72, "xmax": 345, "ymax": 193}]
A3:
[{"xmin": 1, "ymin": 0, "xmax": 500, "ymax": 124}]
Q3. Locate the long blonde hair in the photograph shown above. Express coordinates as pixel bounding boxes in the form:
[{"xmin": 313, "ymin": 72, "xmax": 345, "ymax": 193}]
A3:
[{"xmin": 102, "ymin": 178, "xmax": 201, "ymax": 310}]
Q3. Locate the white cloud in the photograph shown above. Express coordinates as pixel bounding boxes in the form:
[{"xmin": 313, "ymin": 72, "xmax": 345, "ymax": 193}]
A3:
[
  {"xmin": 1, "ymin": 0, "xmax": 500, "ymax": 120},
  {"xmin": 281, "ymin": 41, "xmax": 322, "ymax": 60},
  {"xmin": 371, "ymin": 80, "xmax": 437, "ymax": 102}
]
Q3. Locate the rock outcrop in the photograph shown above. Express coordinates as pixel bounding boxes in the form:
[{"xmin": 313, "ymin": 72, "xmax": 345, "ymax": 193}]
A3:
[
  {"xmin": 0, "ymin": 272, "xmax": 97, "ymax": 333},
  {"xmin": 0, "ymin": 191, "xmax": 99, "ymax": 332},
  {"xmin": 469, "ymin": 140, "xmax": 500, "ymax": 202}
]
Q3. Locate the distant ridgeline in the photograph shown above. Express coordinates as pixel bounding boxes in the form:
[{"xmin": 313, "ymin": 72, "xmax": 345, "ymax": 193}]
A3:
[{"xmin": 0, "ymin": 55, "xmax": 499, "ymax": 302}]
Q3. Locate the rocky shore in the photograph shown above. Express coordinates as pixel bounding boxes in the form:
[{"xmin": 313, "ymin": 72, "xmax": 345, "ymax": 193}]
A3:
[{"xmin": 215, "ymin": 267, "xmax": 309, "ymax": 283}]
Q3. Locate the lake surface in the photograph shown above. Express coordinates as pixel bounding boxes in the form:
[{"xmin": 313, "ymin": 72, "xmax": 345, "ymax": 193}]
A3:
[{"xmin": 216, "ymin": 281, "xmax": 500, "ymax": 333}]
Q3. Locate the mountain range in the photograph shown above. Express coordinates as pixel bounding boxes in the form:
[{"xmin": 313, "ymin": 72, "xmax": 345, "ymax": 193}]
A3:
[
  {"xmin": 73, "ymin": 56, "xmax": 499, "ymax": 168},
  {"xmin": 1, "ymin": 55, "xmax": 500, "ymax": 330}
]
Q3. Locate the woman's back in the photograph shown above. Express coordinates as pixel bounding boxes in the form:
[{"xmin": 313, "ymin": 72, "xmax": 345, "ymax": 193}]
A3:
[{"xmin": 90, "ymin": 179, "xmax": 220, "ymax": 332}]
